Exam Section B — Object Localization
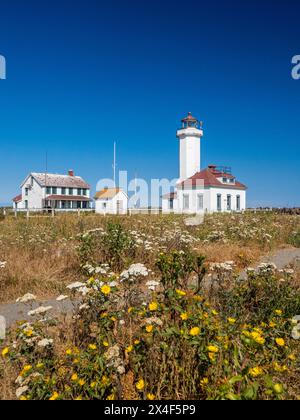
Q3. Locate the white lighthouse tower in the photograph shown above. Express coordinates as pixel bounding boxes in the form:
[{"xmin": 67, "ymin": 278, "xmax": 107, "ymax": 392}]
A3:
[{"xmin": 177, "ymin": 112, "xmax": 204, "ymax": 182}]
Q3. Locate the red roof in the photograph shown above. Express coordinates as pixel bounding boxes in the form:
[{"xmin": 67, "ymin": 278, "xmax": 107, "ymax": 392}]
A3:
[
  {"xmin": 13, "ymin": 194, "xmax": 22, "ymax": 203},
  {"xmin": 182, "ymin": 112, "xmax": 198, "ymax": 122},
  {"xmin": 178, "ymin": 167, "xmax": 247, "ymax": 190},
  {"xmin": 46, "ymin": 195, "xmax": 91, "ymax": 202}
]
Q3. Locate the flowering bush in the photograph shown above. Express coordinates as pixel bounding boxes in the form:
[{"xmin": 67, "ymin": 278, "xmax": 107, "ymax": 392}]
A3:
[{"xmin": 1, "ymin": 250, "xmax": 299, "ymax": 400}]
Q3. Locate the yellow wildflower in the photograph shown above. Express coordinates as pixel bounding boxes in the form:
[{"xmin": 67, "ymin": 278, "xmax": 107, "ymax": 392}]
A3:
[
  {"xmin": 147, "ymin": 393, "xmax": 156, "ymax": 400},
  {"xmin": 250, "ymin": 331, "xmax": 265, "ymax": 345},
  {"xmin": 103, "ymin": 341, "xmax": 109, "ymax": 347},
  {"xmin": 288, "ymin": 354, "xmax": 296, "ymax": 361},
  {"xmin": 88, "ymin": 344, "xmax": 97, "ymax": 351},
  {"xmin": 90, "ymin": 382, "xmax": 97, "ymax": 389},
  {"xmin": 249, "ymin": 366, "xmax": 263, "ymax": 377},
  {"xmin": 1, "ymin": 347, "xmax": 9, "ymax": 357},
  {"xmin": 200, "ymin": 377, "xmax": 209, "ymax": 388},
  {"xmin": 101, "ymin": 285, "xmax": 111, "ymax": 295},
  {"xmin": 136, "ymin": 379, "xmax": 145, "ymax": 391},
  {"xmin": 269, "ymin": 321, "xmax": 276, "ymax": 328},
  {"xmin": 208, "ymin": 353, "xmax": 216, "ymax": 362},
  {"xmin": 176, "ymin": 289, "xmax": 186, "ymax": 297},
  {"xmin": 149, "ymin": 302, "xmax": 158, "ymax": 311},
  {"xmin": 20, "ymin": 396, "xmax": 27, "ymax": 401},
  {"xmin": 126, "ymin": 345, "xmax": 134, "ymax": 353},
  {"xmin": 75, "ymin": 396, "xmax": 83, "ymax": 400},
  {"xmin": 101, "ymin": 375, "xmax": 109, "ymax": 386},
  {"xmin": 25, "ymin": 330, "xmax": 33, "ymax": 337},
  {"xmin": 228, "ymin": 318, "xmax": 236, "ymax": 324},
  {"xmin": 66, "ymin": 349, "xmax": 72, "ymax": 356},
  {"xmin": 36, "ymin": 363, "xmax": 44, "ymax": 369},
  {"xmin": 275, "ymin": 338, "xmax": 285, "ymax": 347},
  {"xmin": 212, "ymin": 310, "xmax": 218, "ymax": 316},
  {"xmin": 128, "ymin": 307, "xmax": 133, "ymax": 314},
  {"xmin": 107, "ymin": 394, "xmax": 115, "ymax": 400},
  {"xmin": 134, "ymin": 340, "xmax": 140, "ymax": 345},
  {"xmin": 78, "ymin": 379, "xmax": 86, "ymax": 386},
  {"xmin": 49, "ymin": 392, "xmax": 59, "ymax": 401},
  {"xmin": 23, "ymin": 365, "xmax": 32, "ymax": 374},
  {"xmin": 190, "ymin": 327, "xmax": 200, "ymax": 336},
  {"xmin": 207, "ymin": 345, "xmax": 219, "ymax": 353},
  {"xmin": 180, "ymin": 313, "xmax": 188, "ymax": 321},
  {"xmin": 273, "ymin": 383, "xmax": 284, "ymax": 394},
  {"xmin": 71, "ymin": 373, "xmax": 78, "ymax": 382},
  {"xmin": 146, "ymin": 325, "xmax": 154, "ymax": 333},
  {"xmin": 273, "ymin": 362, "xmax": 288, "ymax": 373},
  {"xmin": 275, "ymin": 310, "xmax": 282, "ymax": 316}
]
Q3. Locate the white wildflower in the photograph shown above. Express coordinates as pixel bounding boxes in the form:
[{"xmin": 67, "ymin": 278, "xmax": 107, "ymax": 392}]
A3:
[
  {"xmin": 37, "ymin": 338, "xmax": 53, "ymax": 348},
  {"xmin": 28, "ymin": 306, "xmax": 53, "ymax": 317},
  {"xmin": 146, "ymin": 280, "xmax": 160, "ymax": 291},
  {"xmin": 56, "ymin": 295, "xmax": 69, "ymax": 302},
  {"xmin": 16, "ymin": 293, "xmax": 37, "ymax": 304},
  {"xmin": 66, "ymin": 282, "xmax": 85, "ymax": 290},
  {"xmin": 120, "ymin": 263, "xmax": 149, "ymax": 282},
  {"xmin": 16, "ymin": 386, "xmax": 28, "ymax": 398}
]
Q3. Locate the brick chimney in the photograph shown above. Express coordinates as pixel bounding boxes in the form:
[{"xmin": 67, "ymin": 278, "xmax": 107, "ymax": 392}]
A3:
[{"xmin": 68, "ymin": 169, "xmax": 74, "ymax": 177}]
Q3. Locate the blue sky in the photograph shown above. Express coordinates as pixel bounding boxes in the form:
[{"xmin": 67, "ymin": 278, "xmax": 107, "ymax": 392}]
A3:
[{"xmin": 0, "ymin": 0, "xmax": 299, "ymax": 207}]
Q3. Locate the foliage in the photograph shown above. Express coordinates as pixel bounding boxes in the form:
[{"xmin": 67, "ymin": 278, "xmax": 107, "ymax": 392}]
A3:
[{"xmin": 1, "ymin": 250, "xmax": 299, "ymax": 401}]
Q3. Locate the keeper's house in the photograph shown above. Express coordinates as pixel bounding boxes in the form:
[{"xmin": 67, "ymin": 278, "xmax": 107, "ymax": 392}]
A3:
[{"xmin": 12, "ymin": 170, "xmax": 91, "ymax": 211}]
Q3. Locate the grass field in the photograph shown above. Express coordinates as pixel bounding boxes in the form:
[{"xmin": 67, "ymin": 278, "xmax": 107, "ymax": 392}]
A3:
[{"xmin": 0, "ymin": 212, "xmax": 299, "ymax": 400}]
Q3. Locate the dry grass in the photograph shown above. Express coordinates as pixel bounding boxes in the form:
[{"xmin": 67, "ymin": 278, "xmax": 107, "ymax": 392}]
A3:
[{"xmin": 0, "ymin": 212, "xmax": 299, "ymax": 303}]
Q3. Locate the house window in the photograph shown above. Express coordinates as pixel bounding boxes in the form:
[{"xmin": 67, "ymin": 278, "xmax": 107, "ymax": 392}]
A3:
[
  {"xmin": 82, "ymin": 201, "xmax": 88, "ymax": 209},
  {"xmin": 66, "ymin": 201, "xmax": 71, "ymax": 209},
  {"xmin": 103, "ymin": 203, "xmax": 107, "ymax": 210},
  {"xmin": 52, "ymin": 187, "xmax": 57, "ymax": 195},
  {"xmin": 183, "ymin": 194, "xmax": 189, "ymax": 210},
  {"xmin": 69, "ymin": 188, "xmax": 73, "ymax": 196},
  {"xmin": 217, "ymin": 194, "xmax": 222, "ymax": 212},
  {"xmin": 237, "ymin": 195, "xmax": 241, "ymax": 211},
  {"xmin": 82, "ymin": 189, "xmax": 87, "ymax": 196},
  {"xmin": 46, "ymin": 187, "xmax": 51, "ymax": 195},
  {"xmin": 77, "ymin": 189, "xmax": 82, "ymax": 196},
  {"xmin": 227, "ymin": 195, "xmax": 232, "ymax": 211},
  {"xmin": 25, "ymin": 200, "xmax": 28, "ymax": 209},
  {"xmin": 25, "ymin": 188, "xmax": 29, "ymax": 196},
  {"xmin": 169, "ymin": 199, "xmax": 174, "ymax": 210},
  {"xmin": 61, "ymin": 188, "xmax": 66, "ymax": 195},
  {"xmin": 197, "ymin": 194, "xmax": 204, "ymax": 210}
]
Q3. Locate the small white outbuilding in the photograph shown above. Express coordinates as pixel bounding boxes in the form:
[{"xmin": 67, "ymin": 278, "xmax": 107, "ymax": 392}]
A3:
[{"xmin": 94, "ymin": 188, "xmax": 128, "ymax": 215}]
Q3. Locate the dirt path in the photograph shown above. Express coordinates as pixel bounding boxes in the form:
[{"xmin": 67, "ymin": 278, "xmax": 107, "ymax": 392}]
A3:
[{"xmin": 1, "ymin": 247, "xmax": 300, "ymax": 332}]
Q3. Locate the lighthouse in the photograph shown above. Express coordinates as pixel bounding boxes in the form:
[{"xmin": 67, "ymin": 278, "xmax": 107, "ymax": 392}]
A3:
[{"xmin": 177, "ymin": 112, "xmax": 204, "ymax": 182}]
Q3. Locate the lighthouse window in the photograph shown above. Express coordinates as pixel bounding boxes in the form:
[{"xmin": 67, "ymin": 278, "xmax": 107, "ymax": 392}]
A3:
[{"xmin": 183, "ymin": 195, "xmax": 190, "ymax": 210}]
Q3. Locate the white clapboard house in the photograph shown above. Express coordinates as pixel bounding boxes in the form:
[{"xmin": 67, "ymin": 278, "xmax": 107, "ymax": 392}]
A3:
[
  {"xmin": 13, "ymin": 170, "xmax": 91, "ymax": 211},
  {"xmin": 94, "ymin": 188, "xmax": 128, "ymax": 215},
  {"xmin": 162, "ymin": 113, "xmax": 247, "ymax": 214}
]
